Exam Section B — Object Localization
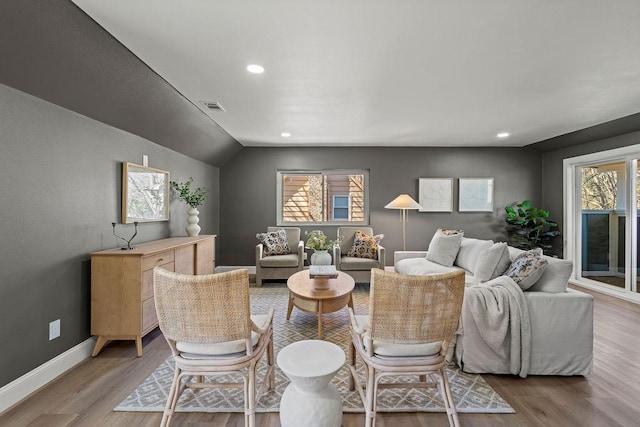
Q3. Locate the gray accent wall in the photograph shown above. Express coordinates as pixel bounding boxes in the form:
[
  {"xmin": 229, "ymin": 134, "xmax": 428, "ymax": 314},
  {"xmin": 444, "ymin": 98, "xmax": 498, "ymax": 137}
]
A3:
[
  {"xmin": 0, "ymin": 0, "xmax": 242, "ymax": 167},
  {"xmin": 0, "ymin": 84, "xmax": 219, "ymax": 388},
  {"xmin": 220, "ymin": 146, "xmax": 541, "ymax": 266}
]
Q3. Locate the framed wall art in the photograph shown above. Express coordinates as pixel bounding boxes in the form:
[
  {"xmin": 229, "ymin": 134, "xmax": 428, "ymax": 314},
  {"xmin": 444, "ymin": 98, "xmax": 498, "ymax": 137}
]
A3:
[
  {"xmin": 458, "ymin": 178, "xmax": 494, "ymax": 212},
  {"xmin": 418, "ymin": 178, "xmax": 453, "ymax": 212},
  {"xmin": 122, "ymin": 162, "xmax": 170, "ymax": 223}
]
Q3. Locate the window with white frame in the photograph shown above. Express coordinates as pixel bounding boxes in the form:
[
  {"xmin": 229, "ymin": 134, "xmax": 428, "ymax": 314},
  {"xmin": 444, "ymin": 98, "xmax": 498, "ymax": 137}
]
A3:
[
  {"xmin": 564, "ymin": 143, "xmax": 640, "ymax": 301},
  {"xmin": 276, "ymin": 170, "xmax": 368, "ymax": 225}
]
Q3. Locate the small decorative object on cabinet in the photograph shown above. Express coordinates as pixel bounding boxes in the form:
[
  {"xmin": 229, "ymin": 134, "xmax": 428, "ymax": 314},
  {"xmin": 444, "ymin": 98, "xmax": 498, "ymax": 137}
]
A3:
[
  {"xmin": 90, "ymin": 235, "xmax": 216, "ymax": 357},
  {"xmin": 170, "ymin": 177, "xmax": 208, "ymax": 236}
]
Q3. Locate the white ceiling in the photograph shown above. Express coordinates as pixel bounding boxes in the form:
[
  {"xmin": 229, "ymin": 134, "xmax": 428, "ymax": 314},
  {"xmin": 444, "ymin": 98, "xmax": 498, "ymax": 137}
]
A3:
[{"xmin": 71, "ymin": 0, "xmax": 640, "ymax": 148}]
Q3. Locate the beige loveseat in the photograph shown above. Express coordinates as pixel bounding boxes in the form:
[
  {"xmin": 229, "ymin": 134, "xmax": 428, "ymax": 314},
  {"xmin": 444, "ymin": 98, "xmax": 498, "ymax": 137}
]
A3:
[{"xmin": 394, "ymin": 236, "xmax": 593, "ymax": 376}]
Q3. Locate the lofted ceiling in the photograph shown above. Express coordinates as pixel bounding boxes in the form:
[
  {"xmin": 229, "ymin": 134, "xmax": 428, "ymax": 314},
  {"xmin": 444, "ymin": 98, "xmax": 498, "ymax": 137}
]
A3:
[{"xmin": 69, "ymin": 0, "xmax": 640, "ymax": 149}]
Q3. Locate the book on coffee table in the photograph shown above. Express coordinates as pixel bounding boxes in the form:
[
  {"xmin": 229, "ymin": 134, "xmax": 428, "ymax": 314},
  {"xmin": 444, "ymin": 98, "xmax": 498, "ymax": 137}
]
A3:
[{"xmin": 309, "ymin": 265, "xmax": 338, "ymax": 279}]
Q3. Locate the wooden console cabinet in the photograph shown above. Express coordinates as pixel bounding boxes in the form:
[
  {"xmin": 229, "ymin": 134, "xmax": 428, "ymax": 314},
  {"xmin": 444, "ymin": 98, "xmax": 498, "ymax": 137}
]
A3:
[{"xmin": 90, "ymin": 235, "xmax": 216, "ymax": 357}]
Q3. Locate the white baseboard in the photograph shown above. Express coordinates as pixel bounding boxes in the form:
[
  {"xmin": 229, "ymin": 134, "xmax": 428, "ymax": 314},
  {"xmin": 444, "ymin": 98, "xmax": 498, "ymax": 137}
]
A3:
[{"xmin": 0, "ymin": 337, "xmax": 95, "ymax": 414}]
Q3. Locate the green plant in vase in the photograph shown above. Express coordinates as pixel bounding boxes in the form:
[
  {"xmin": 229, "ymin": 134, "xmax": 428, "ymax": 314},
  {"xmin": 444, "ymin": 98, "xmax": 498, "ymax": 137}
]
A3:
[{"xmin": 170, "ymin": 177, "xmax": 208, "ymax": 236}]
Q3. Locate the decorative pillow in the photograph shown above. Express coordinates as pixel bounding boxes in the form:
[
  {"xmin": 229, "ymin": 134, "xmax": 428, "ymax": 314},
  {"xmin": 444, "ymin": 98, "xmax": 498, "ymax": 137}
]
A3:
[
  {"xmin": 455, "ymin": 237, "xmax": 493, "ymax": 273},
  {"xmin": 474, "ymin": 242, "xmax": 512, "ymax": 282},
  {"xmin": 505, "ymin": 252, "xmax": 548, "ymax": 290},
  {"xmin": 528, "ymin": 257, "xmax": 573, "ymax": 293},
  {"xmin": 256, "ymin": 229, "xmax": 290, "ymax": 256},
  {"xmin": 347, "ymin": 231, "xmax": 384, "ymax": 259},
  {"xmin": 426, "ymin": 229, "xmax": 464, "ymax": 267}
]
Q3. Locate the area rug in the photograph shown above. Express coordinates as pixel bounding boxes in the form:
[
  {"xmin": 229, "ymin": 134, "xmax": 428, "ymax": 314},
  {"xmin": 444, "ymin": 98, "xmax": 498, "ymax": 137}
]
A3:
[{"xmin": 115, "ymin": 284, "xmax": 514, "ymax": 414}]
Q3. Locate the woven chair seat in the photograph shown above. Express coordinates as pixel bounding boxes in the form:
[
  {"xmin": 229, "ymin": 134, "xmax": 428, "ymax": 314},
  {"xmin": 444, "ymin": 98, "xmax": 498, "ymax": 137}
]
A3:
[
  {"xmin": 352, "ymin": 315, "xmax": 442, "ymax": 357},
  {"xmin": 176, "ymin": 314, "xmax": 270, "ymax": 358}
]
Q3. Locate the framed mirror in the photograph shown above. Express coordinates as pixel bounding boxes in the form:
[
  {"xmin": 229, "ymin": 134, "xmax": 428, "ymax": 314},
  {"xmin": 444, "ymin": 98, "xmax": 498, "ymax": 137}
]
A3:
[{"xmin": 122, "ymin": 162, "xmax": 170, "ymax": 223}]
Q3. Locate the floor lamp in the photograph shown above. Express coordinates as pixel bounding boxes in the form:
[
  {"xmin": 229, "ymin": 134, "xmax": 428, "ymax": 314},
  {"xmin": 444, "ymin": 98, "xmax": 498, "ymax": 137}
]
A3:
[{"xmin": 385, "ymin": 194, "xmax": 423, "ymax": 251}]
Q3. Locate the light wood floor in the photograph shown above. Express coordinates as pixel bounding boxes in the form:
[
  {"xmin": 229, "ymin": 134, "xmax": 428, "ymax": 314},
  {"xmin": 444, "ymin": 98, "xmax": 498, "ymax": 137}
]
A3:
[{"xmin": 2, "ymin": 285, "xmax": 640, "ymax": 427}]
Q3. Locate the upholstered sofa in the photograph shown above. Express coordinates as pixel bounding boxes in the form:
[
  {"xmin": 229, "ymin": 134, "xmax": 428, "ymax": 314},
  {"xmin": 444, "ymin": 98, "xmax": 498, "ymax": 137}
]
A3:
[{"xmin": 394, "ymin": 235, "xmax": 594, "ymax": 376}]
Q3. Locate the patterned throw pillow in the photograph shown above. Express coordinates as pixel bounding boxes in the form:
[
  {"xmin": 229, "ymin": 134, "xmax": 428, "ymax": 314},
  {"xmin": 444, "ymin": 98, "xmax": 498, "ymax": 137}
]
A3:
[
  {"xmin": 256, "ymin": 229, "xmax": 290, "ymax": 256},
  {"xmin": 505, "ymin": 251, "xmax": 548, "ymax": 290},
  {"xmin": 347, "ymin": 231, "xmax": 384, "ymax": 259}
]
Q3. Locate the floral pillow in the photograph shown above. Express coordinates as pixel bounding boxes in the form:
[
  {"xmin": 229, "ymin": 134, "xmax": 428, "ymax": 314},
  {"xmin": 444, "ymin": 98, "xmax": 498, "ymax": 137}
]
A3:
[
  {"xmin": 347, "ymin": 230, "xmax": 384, "ymax": 259},
  {"xmin": 256, "ymin": 229, "xmax": 290, "ymax": 256},
  {"xmin": 505, "ymin": 250, "xmax": 548, "ymax": 290}
]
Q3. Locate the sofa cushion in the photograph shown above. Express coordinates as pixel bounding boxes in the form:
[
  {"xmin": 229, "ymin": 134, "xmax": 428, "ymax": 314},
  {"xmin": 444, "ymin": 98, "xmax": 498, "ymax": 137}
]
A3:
[
  {"xmin": 528, "ymin": 257, "xmax": 573, "ymax": 293},
  {"xmin": 340, "ymin": 256, "xmax": 380, "ymax": 270},
  {"xmin": 505, "ymin": 252, "xmax": 549, "ymax": 290},
  {"xmin": 347, "ymin": 230, "xmax": 383, "ymax": 259},
  {"xmin": 455, "ymin": 237, "xmax": 493, "ymax": 273},
  {"xmin": 474, "ymin": 242, "xmax": 512, "ymax": 282},
  {"xmin": 426, "ymin": 229, "xmax": 464, "ymax": 267},
  {"xmin": 256, "ymin": 229, "xmax": 290, "ymax": 256},
  {"xmin": 259, "ymin": 253, "xmax": 299, "ymax": 267},
  {"xmin": 395, "ymin": 257, "xmax": 461, "ymax": 276}
]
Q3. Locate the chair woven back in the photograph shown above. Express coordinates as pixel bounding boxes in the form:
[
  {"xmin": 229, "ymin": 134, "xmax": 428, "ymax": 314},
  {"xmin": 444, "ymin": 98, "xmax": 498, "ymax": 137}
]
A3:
[
  {"xmin": 369, "ymin": 268, "xmax": 465, "ymax": 344},
  {"xmin": 154, "ymin": 268, "xmax": 251, "ymax": 344}
]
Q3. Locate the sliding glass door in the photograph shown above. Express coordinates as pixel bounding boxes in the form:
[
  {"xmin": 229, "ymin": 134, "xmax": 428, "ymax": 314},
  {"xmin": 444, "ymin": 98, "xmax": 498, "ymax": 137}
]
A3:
[{"xmin": 567, "ymin": 147, "xmax": 640, "ymax": 299}]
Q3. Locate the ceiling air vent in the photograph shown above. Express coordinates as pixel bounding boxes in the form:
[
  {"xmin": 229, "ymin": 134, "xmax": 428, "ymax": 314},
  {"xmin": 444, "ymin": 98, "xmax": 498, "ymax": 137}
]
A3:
[{"xmin": 201, "ymin": 101, "xmax": 225, "ymax": 112}]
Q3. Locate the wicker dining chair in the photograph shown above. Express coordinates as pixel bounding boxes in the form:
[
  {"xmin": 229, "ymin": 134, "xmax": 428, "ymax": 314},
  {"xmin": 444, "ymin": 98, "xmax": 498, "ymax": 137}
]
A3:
[
  {"xmin": 348, "ymin": 268, "xmax": 465, "ymax": 427},
  {"xmin": 153, "ymin": 267, "xmax": 275, "ymax": 427}
]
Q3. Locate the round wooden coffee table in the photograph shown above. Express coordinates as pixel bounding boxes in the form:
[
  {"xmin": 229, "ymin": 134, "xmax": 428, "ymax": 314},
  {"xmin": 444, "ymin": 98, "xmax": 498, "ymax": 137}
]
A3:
[{"xmin": 286, "ymin": 270, "xmax": 355, "ymax": 339}]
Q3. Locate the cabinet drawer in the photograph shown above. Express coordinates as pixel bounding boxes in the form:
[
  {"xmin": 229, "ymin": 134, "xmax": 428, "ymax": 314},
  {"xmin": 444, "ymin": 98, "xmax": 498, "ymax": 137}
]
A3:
[
  {"xmin": 142, "ymin": 261, "xmax": 175, "ymax": 300},
  {"xmin": 141, "ymin": 251, "xmax": 175, "ymax": 271},
  {"xmin": 142, "ymin": 297, "xmax": 159, "ymax": 333}
]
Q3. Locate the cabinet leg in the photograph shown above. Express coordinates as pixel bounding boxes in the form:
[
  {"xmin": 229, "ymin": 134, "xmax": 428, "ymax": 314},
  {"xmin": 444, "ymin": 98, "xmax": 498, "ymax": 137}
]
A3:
[
  {"xmin": 91, "ymin": 336, "xmax": 108, "ymax": 357},
  {"xmin": 135, "ymin": 336, "xmax": 143, "ymax": 357}
]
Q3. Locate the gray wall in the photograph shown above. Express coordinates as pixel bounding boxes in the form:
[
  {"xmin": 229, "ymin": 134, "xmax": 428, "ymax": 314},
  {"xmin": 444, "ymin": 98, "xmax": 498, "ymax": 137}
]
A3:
[
  {"xmin": 220, "ymin": 146, "xmax": 542, "ymax": 266},
  {"xmin": 541, "ymin": 130, "xmax": 640, "ymax": 252},
  {"xmin": 0, "ymin": 84, "xmax": 219, "ymax": 388}
]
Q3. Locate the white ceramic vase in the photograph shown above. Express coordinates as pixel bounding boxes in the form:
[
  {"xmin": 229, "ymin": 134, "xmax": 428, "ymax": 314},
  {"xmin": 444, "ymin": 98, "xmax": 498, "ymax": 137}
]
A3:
[
  {"xmin": 310, "ymin": 250, "xmax": 331, "ymax": 265},
  {"xmin": 186, "ymin": 207, "xmax": 201, "ymax": 236}
]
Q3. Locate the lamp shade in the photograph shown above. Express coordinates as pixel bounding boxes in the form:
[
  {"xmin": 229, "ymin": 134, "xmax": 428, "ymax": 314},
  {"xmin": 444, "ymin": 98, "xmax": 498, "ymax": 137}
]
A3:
[{"xmin": 385, "ymin": 194, "xmax": 422, "ymax": 210}]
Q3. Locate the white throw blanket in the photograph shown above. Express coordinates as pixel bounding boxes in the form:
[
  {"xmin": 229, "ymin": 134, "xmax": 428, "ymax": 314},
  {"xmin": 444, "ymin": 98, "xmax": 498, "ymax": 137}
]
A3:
[{"xmin": 454, "ymin": 275, "xmax": 531, "ymax": 378}]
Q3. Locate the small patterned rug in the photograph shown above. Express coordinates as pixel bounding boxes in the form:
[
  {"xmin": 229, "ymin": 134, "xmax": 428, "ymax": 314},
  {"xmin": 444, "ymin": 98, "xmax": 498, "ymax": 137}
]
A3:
[{"xmin": 114, "ymin": 284, "xmax": 514, "ymax": 414}]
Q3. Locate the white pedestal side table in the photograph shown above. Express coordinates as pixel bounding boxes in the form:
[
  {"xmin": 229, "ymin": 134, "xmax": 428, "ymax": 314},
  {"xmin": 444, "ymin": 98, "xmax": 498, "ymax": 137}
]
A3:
[{"xmin": 277, "ymin": 340, "xmax": 345, "ymax": 427}]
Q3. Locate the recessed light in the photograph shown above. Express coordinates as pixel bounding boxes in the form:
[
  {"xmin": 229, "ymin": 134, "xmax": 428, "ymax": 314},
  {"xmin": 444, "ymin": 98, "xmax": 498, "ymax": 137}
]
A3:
[
  {"xmin": 281, "ymin": 132, "xmax": 291, "ymax": 137},
  {"xmin": 247, "ymin": 64, "xmax": 264, "ymax": 74},
  {"xmin": 497, "ymin": 132, "xmax": 510, "ymax": 138}
]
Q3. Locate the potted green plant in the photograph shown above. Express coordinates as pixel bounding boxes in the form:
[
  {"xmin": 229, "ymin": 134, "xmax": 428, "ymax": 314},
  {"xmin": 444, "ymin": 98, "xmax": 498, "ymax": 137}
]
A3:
[
  {"xmin": 505, "ymin": 200, "xmax": 560, "ymax": 254},
  {"xmin": 170, "ymin": 177, "xmax": 208, "ymax": 236}
]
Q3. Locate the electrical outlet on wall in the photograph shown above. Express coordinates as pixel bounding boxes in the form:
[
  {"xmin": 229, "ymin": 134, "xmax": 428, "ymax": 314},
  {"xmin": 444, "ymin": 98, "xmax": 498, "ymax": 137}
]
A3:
[{"xmin": 49, "ymin": 319, "xmax": 60, "ymax": 340}]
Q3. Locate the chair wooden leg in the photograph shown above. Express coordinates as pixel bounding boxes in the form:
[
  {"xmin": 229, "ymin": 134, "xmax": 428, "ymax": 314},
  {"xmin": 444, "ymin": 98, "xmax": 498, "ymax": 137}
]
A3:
[
  {"xmin": 439, "ymin": 368, "xmax": 460, "ymax": 427},
  {"xmin": 267, "ymin": 332, "xmax": 275, "ymax": 389},
  {"xmin": 161, "ymin": 365, "xmax": 181, "ymax": 427},
  {"xmin": 348, "ymin": 341, "xmax": 356, "ymax": 390},
  {"xmin": 365, "ymin": 365, "xmax": 376, "ymax": 427},
  {"xmin": 247, "ymin": 365, "xmax": 256, "ymax": 427}
]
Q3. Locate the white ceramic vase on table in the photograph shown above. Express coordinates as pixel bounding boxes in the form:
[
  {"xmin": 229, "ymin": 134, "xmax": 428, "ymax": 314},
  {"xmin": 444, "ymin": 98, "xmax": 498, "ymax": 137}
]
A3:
[
  {"xmin": 186, "ymin": 207, "xmax": 201, "ymax": 236},
  {"xmin": 310, "ymin": 250, "xmax": 331, "ymax": 265}
]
